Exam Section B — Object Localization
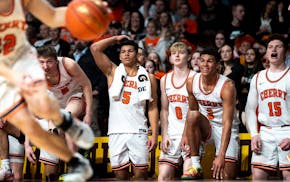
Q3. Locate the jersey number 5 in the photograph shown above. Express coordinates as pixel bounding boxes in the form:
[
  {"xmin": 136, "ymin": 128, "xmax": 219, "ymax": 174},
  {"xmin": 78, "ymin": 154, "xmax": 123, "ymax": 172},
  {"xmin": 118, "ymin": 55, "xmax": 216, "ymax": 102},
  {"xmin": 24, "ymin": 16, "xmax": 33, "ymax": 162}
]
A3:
[
  {"xmin": 0, "ymin": 34, "xmax": 16, "ymax": 55},
  {"xmin": 268, "ymin": 101, "xmax": 281, "ymax": 116},
  {"xmin": 122, "ymin": 91, "xmax": 131, "ymax": 104}
]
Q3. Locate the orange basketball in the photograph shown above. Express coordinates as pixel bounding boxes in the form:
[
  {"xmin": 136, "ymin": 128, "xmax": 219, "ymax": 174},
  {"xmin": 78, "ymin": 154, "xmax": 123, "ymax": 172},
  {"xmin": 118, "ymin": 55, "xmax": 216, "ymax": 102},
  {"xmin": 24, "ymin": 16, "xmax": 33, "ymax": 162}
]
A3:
[{"xmin": 65, "ymin": 0, "xmax": 112, "ymax": 41}]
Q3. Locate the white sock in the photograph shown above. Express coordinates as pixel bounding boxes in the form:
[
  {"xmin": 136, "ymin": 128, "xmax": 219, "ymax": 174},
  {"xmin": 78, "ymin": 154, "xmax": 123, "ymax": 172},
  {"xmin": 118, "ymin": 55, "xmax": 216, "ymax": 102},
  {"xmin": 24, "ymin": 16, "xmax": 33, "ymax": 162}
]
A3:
[
  {"xmin": 1, "ymin": 159, "xmax": 10, "ymax": 170},
  {"xmin": 191, "ymin": 156, "xmax": 201, "ymax": 168}
]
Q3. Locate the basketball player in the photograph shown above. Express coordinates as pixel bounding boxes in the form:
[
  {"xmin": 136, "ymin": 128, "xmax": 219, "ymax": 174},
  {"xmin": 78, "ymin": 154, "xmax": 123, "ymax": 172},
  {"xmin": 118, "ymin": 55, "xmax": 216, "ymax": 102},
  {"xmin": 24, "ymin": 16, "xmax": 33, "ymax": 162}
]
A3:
[
  {"xmin": 24, "ymin": 45, "xmax": 93, "ymax": 180},
  {"xmin": 90, "ymin": 35, "xmax": 159, "ymax": 180},
  {"xmin": 158, "ymin": 42, "xmax": 195, "ymax": 180},
  {"xmin": 180, "ymin": 49, "xmax": 240, "ymax": 180},
  {"xmin": 0, "ymin": 123, "xmax": 25, "ymax": 181},
  {"xmin": 245, "ymin": 34, "xmax": 290, "ymax": 180},
  {"xmin": 0, "ymin": 0, "xmax": 107, "ymax": 181}
]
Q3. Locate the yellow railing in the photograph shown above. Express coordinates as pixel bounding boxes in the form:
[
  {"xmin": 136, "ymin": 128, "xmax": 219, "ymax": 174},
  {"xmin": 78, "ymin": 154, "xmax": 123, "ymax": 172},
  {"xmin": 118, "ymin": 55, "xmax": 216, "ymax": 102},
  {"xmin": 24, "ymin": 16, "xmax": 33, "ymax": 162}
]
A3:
[{"xmin": 21, "ymin": 133, "xmax": 252, "ymax": 180}]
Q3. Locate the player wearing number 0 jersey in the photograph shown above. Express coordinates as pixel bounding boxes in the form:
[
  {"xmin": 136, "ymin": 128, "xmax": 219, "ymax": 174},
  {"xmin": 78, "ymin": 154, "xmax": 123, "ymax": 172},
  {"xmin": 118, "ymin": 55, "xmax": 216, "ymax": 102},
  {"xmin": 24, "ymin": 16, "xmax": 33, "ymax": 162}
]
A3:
[
  {"xmin": 158, "ymin": 42, "xmax": 196, "ymax": 180},
  {"xmin": 245, "ymin": 34, "xmax": 290, "ymax": 180},
  {"xmin": 181, "ymin": 49, "xmax": 239, "ymax": 180}
]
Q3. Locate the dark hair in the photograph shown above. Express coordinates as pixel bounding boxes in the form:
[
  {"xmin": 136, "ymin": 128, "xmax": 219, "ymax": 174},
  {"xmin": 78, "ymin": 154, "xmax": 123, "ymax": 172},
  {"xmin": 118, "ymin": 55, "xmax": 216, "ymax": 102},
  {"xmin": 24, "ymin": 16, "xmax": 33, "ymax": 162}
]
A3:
[
  {"xmin": 266, "ymin": 33, "xmax": 288, "ymax": 50},
  {"xmin": 119, "ymin": 38, "xmax": 139, "ymax": 52},
  {"xmin": 36, "ymin": 45, "xmax": 57, "ymax": 59},
  {"xmin": 200, "ymin": 48, "xmax": 220, "ymax": 62}
]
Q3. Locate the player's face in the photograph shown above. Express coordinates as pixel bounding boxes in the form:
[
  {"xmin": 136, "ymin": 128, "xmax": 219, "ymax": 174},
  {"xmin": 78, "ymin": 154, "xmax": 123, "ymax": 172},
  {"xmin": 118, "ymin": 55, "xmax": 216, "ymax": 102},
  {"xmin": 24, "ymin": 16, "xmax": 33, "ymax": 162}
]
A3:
[
  {"xmin": 38, "ymin": 56, "xmax": 58, "ymax": 75},
  {"xmin": 119, "ymin": 45, "xmax": 137, "ymax": 66},
  {"xmin": 199, "ymin": 54, "xmax": 218, "ymax": 76},
  {"xmin": 170, "ymin": 48, "xmax": 189, "ymax": 68},
  {"xmin": 266, "ymin": 40, "xmax": 285, "ymax": 65}
]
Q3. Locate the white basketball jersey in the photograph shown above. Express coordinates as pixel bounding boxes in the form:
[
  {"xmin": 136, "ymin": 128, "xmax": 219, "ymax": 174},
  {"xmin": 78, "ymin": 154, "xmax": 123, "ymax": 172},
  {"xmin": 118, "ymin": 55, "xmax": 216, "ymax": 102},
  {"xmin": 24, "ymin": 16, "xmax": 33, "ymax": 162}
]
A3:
[
  {"xmin": 108, "ymin": 75, "xmax": 148, "ymax": 135},
  {"xmin": 192, "ymin": 73, "xmax": 239, "ymax": 127},
  {"xmin": 256, "ymin": 67, "xmax": 290, "ymax": 127},
  {"xmin": 165, "ymin": 70, "xmax": 195, "ymax": 137},
  {"xmin": 48, "ymin": 57, "xmax": 82, "ymax": 108},
  {"xmin": 0, "ymin": 0, "xmax": 31, "ymax": 66}
]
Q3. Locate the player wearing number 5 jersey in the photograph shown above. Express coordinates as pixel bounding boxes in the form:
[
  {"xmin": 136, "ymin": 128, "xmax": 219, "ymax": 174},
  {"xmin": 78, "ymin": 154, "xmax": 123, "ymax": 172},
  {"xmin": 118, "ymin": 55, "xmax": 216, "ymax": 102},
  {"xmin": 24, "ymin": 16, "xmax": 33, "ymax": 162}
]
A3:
[
  {"xmin": 180, "ymin": 49, "xmax": 239, "ymax": 180},
  {"xmin": 90, "ymin": 35, "xmax": 158, "ymax": 180},
  {"xmin": 158, "ymin": 42, "xmax": 196, "ymax": 180},
  {"xmin": 245, "ymin": 34, "xmax": 290, "ymax": 180}
]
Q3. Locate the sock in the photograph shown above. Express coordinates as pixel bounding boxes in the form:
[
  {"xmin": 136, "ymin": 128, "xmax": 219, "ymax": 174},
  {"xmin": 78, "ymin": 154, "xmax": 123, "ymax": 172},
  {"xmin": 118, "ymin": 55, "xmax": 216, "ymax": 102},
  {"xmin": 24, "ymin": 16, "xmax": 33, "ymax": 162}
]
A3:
[
  {"xmin": 57, "ymin": 109, "xmax": 73, "ymax": 132},
  {"xmin": 1, "ymin": 159, "xmax": 10, "ymax": 170},
  {"xmin": 191, "ymin": 156, "xmax": 201, "ymax": 168}
]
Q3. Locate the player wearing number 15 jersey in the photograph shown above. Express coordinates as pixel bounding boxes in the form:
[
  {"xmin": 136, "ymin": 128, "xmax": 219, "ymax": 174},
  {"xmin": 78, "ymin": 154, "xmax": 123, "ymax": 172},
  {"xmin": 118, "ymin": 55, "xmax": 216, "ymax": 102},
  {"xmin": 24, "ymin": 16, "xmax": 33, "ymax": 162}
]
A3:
[
  {"xmin": 158, "ymin": 42, "xmax": 196, "ymax": 180},
  {"xmin": 245, "ymin": 34, "xmax": 290, "ymax": 180},
  {"xmin": 180, "ymin": 49, "xmax": 239, "ymax": 180}
]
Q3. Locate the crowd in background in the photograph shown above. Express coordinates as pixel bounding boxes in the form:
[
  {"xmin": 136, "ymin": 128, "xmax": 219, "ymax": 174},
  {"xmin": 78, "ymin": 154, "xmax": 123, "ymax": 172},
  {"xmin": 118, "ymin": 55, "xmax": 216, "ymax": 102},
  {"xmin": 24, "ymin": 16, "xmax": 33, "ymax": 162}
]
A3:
[{"xmin": 25, "ymin": 0, "xmax": 290, "ymax": 136}]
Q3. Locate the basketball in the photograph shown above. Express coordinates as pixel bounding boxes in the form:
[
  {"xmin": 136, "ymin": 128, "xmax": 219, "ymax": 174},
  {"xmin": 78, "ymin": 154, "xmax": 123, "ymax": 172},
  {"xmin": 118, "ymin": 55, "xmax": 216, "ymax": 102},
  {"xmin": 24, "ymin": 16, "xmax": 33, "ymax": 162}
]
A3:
[{"xmin": 65, "ymin": 0, "xmax": 112, "ymax": 41}]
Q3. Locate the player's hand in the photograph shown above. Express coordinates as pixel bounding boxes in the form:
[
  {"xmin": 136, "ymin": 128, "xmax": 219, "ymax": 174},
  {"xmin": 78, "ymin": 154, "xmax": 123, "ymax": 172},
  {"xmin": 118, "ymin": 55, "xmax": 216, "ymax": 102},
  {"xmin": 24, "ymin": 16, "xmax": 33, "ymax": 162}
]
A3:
[
  {"xmin": 147, "ymin": 135, "xmax": 157, "ymax": 152},
  {"xmin": 279, "ymin": 138, "xmax": 290, "ymax": 151},
  {"xmin": 115, "ymin": 35, "xmax": 131, "ymax": 42},
  {"xmin": 0, "ymin": 119, "xmax": 5, "ymax": 128},
  {"xmin": 251, "ymin": 135, "xmax": 262, "ymax": 154},
  {"xmin": 83, "ymin": 113, "xmax": 92, "ymax": 125},
  {"xmin": 180, "ymin": 135, "xmax": 190, "ymax": 155},
  {"xmin": 211, "ymin": 155, "xmax": 225, "ymax": 180},
  {"xmin": 20, "ymin": 75, "xmax": 42, "ymax": 96},
  {"xmin": 161, "ymin": 134, "xmax": 171, "ymax": 153},
  {"xmin": 25, "ymin": 145, "xmax": 37, "ymax": 164}
]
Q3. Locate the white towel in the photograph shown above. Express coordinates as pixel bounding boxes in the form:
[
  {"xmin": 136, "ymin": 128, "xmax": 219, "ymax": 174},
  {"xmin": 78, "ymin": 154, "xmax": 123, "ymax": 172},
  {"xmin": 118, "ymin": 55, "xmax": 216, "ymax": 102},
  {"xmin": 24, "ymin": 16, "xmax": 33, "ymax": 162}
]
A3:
[
  {"xmin": 111, "ymin": 63, "xmax": 127, "ymax": 101},
  {"xmin": 137, "ymin": 65, "xmax": 152, "ymax": 102},
  {"xmin": 111, "ymin": 63, "xmax": 152, "ymax": 102}
]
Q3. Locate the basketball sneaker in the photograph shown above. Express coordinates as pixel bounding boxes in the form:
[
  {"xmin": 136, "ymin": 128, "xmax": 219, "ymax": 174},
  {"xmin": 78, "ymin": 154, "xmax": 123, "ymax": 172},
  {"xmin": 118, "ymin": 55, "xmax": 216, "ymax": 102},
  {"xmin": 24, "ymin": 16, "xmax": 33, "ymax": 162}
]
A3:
[
  {"xmin": 62, "ymin": 111, "xmax": 94, "ymax": 149},
  {"xmin": 0, "ymin": 167, "xmax": 14, "ymax": 181},
  {"xmin": 59, "ymin": 153, "xmax": 93, "ymax": 182},
  {"xmin": 181, "ymin": 166, "xmax": 203, "ymax": 180}
]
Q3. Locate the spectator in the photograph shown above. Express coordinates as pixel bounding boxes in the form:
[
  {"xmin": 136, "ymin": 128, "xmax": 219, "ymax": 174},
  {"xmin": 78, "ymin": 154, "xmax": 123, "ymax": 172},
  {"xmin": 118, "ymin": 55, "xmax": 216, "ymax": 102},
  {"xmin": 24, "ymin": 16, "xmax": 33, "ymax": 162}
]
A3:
[
  {"xmin": 190, "ymin": 51, "xmax": 201, "ymax": 72},
  {"xmin": 34, "ymin": 23, "xmax": 51, "ymax": 47},
  {"xmin": 214, "ymin": 30, "xmax": 228, "ymax": 51},
  {"xmin": 226, "ymin": 2, "xmax": 246, "ymax": 41},
  {"xmin": 219, "ymin": 44, "xmax": 244, "ymax": 109},
  {"xmin": 44, "ymin": 28, "xmax": 71, "ymax": 57},
  {"xmin": 124, "ymin": 11, "xmax": 146, "ymax": 42},
  {"xmin": 138, "ymin": 19, "xmax": 161, "ymax": 53}
]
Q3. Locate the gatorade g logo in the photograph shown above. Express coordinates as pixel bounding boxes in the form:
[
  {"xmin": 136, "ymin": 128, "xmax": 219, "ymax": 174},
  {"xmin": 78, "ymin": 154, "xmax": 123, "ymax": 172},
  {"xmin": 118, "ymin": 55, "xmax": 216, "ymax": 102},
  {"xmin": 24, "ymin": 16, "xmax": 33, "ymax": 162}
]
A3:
[
  {"xmin": 121, "ymin": 75, "xmax": 126, "ymax": 82},
  {"xmin": 138, "ymin": 74, "xmax": 148, "ymax": 82}
]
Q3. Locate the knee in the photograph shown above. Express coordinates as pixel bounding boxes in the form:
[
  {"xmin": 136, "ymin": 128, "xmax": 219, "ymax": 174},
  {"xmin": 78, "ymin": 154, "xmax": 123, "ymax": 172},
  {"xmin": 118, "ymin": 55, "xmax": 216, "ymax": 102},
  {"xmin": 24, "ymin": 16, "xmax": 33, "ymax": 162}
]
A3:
[{"xmin": 187, "ymin": 111, "xmax": 201, "ymax": 127}]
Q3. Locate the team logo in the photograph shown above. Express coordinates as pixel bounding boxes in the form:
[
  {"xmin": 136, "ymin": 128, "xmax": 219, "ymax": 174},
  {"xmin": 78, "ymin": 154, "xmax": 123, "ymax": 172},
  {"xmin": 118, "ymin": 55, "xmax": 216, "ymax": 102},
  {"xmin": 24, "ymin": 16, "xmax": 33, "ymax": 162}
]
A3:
[
  {"xmin": 121, "ymin": 75, "xmax": 126, "ymax": 82},
  {"xmin": 138, "ymin": 74, "xmax": 148, "ymax": 82}
]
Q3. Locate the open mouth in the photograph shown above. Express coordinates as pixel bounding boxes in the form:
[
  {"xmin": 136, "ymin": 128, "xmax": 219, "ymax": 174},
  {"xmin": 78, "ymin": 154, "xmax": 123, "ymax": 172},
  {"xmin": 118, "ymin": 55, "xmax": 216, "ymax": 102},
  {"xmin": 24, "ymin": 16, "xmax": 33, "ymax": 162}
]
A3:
[{"xmin": 271, "ymin": 53, "xmax": 278, "ymax": 58}]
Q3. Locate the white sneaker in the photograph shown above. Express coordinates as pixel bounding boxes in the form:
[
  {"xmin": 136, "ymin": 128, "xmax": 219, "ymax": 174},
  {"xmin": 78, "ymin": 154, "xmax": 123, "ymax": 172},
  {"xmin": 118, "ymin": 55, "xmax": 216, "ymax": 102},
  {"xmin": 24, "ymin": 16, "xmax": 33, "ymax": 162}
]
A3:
[
  {"xmin": 66, "ymin": 121, "xmax": 94, "ymax": 149},
  {"xmin": 62, "ymin": 111, "xmax": 94, "ymax": 149},
  {"xmin": 0, "ymin": 167, "xmax": 13, "ymax": 181},
  {"xmin": 59, "ymin": 153, "xmax": 93, "ymax": 182}
]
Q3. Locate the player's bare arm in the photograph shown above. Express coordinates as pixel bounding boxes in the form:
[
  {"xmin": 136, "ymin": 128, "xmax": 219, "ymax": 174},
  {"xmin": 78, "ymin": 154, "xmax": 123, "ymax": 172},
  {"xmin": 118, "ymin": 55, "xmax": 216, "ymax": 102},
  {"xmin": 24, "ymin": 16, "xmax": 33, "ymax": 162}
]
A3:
[
  {"xmin": 62, "ymin": 57, "xmax": 93, "ymax": 124},
  {"xmin": 147, "ymin": 74, "xmax": 158, "ymax": 152},
  {"xmin": 181, "ymin": 77, "xmax": 199, "ymax": 152},
  {"xmin": 160, "ymin": 75, "xmax": 171, "ymax": 152},
  {"xmin": 212, "ymin": 79, "xmax": 236, "ymax": 179},
  {"xmin": 245, "ymin": 74, "xmax": 261, "ymax": 154},
  {"xmin": 90, "ymin": 35, "xmax": 129, "ymax": 84},
  {"xmin": 24, "ymin": 0, "xmax": 66, "ymax": 27}
]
